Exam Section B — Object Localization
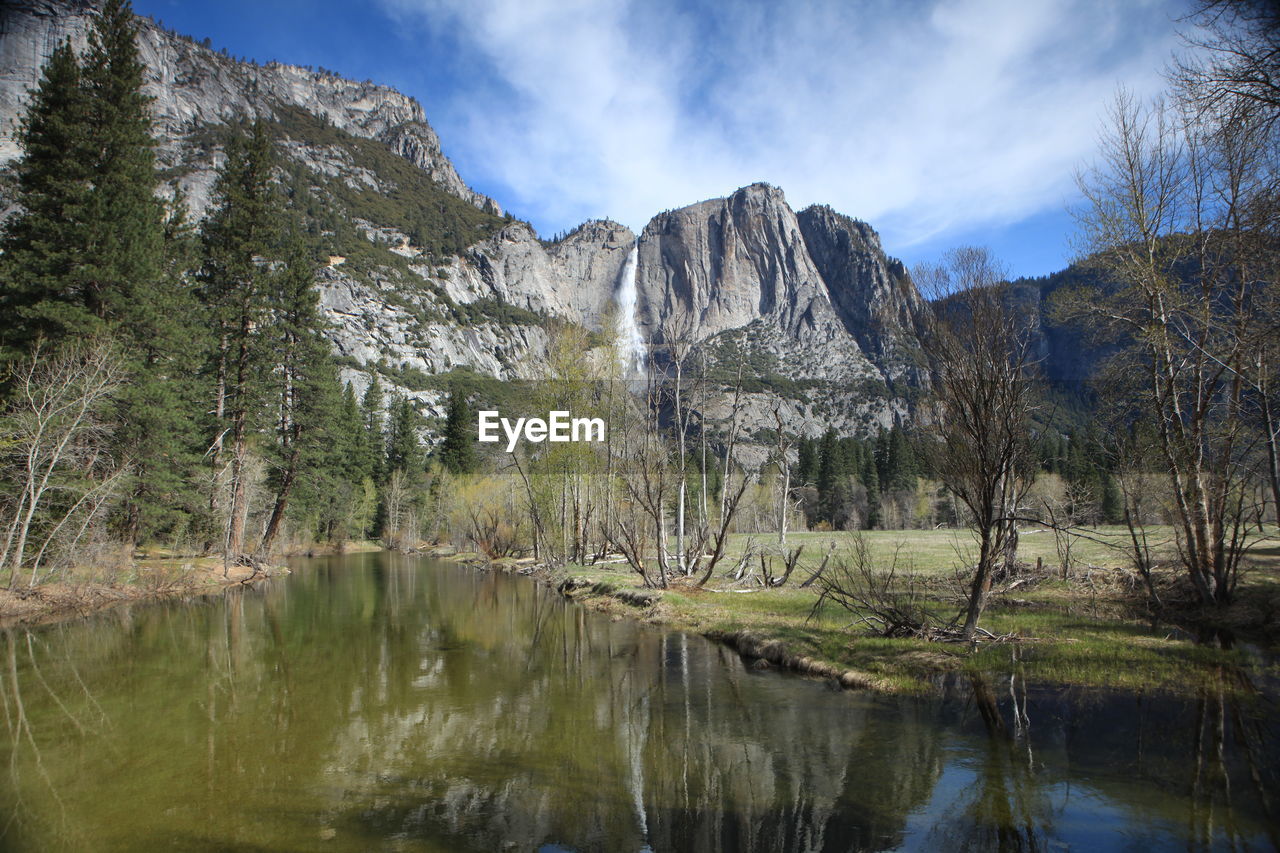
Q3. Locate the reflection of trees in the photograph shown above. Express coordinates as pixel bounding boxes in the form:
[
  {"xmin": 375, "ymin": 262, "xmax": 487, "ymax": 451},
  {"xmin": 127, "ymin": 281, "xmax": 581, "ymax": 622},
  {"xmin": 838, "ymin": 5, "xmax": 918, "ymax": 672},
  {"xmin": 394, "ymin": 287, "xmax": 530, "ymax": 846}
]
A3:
[
  {"xmin": 921, "ymin": 675, "xmax": 1054, "ymax": 852},
  {"xmin": 915, "ymin": 666, "xmax": 1280, "ymax": 853},
  {"xmin": 0, "ymin": 554, "xmax": 1276, "ymax": 852},
  {"xmin": 0, "ymin": 626, "xmax": 108, "ymax": 851},
  {"xmin": 1184, "ymin": 667, "xmax": 1279, "ymax": 851}
]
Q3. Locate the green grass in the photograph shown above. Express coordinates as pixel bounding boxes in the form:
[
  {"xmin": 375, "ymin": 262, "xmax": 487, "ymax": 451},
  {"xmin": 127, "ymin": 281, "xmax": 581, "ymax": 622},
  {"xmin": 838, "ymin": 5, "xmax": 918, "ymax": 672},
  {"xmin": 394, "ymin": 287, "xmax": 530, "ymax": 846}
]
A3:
[
  {"xmin": 543, "ymin": 526, "xmax": 1280, "ymax": 696},
  {"xmin": 725, "ymin": 526, "xmax": 1193, "ymax": 577}
]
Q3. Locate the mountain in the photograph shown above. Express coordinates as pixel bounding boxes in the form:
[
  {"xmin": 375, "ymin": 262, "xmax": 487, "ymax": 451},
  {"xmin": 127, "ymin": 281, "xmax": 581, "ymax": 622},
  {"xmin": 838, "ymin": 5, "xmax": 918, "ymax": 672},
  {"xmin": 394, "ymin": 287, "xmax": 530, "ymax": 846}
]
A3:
[
  {"xmin": 1, "ymin": 0, "xmax": 498, "ymax": 216},
  {"xmin": 1, "ymin": 0, "xmax": 931, "ymax": 438}
]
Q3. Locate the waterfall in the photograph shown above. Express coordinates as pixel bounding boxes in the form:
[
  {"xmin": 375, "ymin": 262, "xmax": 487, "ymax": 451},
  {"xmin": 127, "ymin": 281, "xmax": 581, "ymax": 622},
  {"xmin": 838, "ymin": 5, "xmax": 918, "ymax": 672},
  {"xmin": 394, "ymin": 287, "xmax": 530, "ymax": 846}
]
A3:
[{"xmin": 614, "ymin": 241, "xmax": 646, "ymax": 375}]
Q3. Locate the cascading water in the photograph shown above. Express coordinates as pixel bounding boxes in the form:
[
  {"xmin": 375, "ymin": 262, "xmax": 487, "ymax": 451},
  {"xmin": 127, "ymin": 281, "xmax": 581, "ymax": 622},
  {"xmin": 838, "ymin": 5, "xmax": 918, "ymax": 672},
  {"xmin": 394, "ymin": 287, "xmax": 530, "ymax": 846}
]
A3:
[{"xmin": 614, "ymin": 240, "xmax": 646, "ymax": 376}]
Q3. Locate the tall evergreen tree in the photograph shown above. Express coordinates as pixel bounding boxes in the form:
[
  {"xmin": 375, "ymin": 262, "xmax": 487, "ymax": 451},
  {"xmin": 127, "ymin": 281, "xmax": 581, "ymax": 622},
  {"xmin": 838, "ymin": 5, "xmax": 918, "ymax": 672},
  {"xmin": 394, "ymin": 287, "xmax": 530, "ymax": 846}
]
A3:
[
  {"xmin": 115, "ymin": 187, "xmax": 205, "ymax": 545},
  {"xmin": 361, "ymin": 375, "xmax": 386, "ymax": 482},
  {"xmin": 259, "ymin": 239, "xmax": 333, "ymax": 554},
  {"xmin": 0, "ymin": 40, "xmax": 95, "ymax": 356},
  {"xmin": 199, "ymin": 121, "xmax": 279, "ymax": 561},
  {"xmin": 338, "ymin": 383, "xmax": 372, "ymax": 485},
  {"xmin": 816, "ymin": 428, "xmax": 839, "ymax": 525},
  {"xmin": 92, "ymin": 0, "xmax": 205, "ymax": 545},
  {"xmin": 385, "ymin": 396, "xmax": 424, "ymax": 476},
  {"xmin": 79, "ymin": 0, "xmax": 165, "ymax": 325},
  {"xmin": 862, "ymin": 454, "xmax": 882, "ymax": 530},
  {"xmin": 795, "ymin": 436, "xmax": 818, "ymax": 486},
  {"xmin": 874, "ymin": 428, "xmax": 891, "ymax": 490},
  {"xmin": 886, "ymin": 426, "xmax": 917, "ymax": 492},
  {"xmin": 437, "ymin": 386, "xmax": 477, "ymax": 475}
]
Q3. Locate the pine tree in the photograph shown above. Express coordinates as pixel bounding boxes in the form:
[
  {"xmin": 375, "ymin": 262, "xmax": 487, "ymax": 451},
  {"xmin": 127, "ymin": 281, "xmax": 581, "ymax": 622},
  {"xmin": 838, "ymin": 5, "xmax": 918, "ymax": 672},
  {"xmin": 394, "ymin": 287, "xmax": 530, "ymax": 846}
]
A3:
[
  {"xmin": 886, "ymin": 426, "xmax": 917, "ymax": 492},
  {"xmin": 795, "ymin": 436, "xmax": 818, "ymax": 486},
  {"xmin": 199, "ymin": 121, "xmax": 279, "ymax": 561},
  {"xmin": 259, "ymin": 238, "xmax": 333, "ymax": 554},
  {"xmin": 438, "ymin": 386, "xmax": 477, "ymax": 474},
  {"xmin": 96, "ymin": 0, "xmax": 205, "ymax": 546},
  {"xmin": 337, "ymin": 383, "xmax": 371, "ymax": 484},
  {"xmin": 385, "ymin": 397, "xmax": 423, "ymax": 475},
  {"xmin": 862, "ymin": 454, "xmax": 882, "ymax": 530},
  {"xmin": 816, "ymin": 428, "xmax": 838, "ymax": 525},
  {"xmin": 361, "ymin": 375, "xmax": 386, "ymax": 482},
  {"xmin": 874, "ymin": 428, "xmax": 891, "ymax": 491},
  {"xmin": 115, "ymin": 180, "xmax": 209, "ymax": 543},
  {"xmin": 0, "ymin": 41, "xmax": 95, "ymax": 357},
  {"xmin": 79, "ymin": 0, "xmax": 165, "ymax": 326}
]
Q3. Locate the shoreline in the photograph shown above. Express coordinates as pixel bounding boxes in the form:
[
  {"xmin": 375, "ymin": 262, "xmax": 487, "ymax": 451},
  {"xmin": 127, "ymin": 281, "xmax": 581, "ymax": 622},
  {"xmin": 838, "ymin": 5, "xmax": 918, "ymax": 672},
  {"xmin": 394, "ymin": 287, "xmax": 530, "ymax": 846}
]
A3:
[
  {"xmin": 0, "ymin": 556, "xmax": 288, "ymax": 630},
  {"xmin": 437, "ymin": 549, "xmax": 1277, "ymax": 698},
  {"xmin": 5, "ymin": 543, "xmax": 1273, "ymax": 699},
  {"xmin": 0, "ymin": 539, "xmax": 388, "ymax": 630}
]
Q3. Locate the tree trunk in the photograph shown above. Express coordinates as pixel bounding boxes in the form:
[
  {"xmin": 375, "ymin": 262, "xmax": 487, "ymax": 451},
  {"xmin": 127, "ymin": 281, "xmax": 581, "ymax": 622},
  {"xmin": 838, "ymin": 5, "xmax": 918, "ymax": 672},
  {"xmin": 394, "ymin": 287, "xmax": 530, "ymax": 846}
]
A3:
[
  {"xmin": 225, "ymin": 429, "xmax": 249, "ymax": 568},
  {"xmin": 259, "ymin": 448, "xmax": 298, "ymax": 556},
  {"xmin": 962, "ymin": 530, "xmax": 995, "ymax": 641},
  {"xmin": 1263, "ymin": 387, "xmax": 1280, "ymax": 525}
]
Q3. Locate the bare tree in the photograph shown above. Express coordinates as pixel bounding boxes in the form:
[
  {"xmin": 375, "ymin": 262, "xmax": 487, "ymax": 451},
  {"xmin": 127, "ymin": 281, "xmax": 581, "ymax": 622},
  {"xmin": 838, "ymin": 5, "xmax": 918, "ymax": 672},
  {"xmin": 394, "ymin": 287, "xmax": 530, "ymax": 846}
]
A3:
[
  {"xmin": 653, "ymin": 313, "xmax": 700, "ymax": 576},
  {"xmin": 1174, "ymin": 1, "xmax": 1280, "ymax": 525},
  {"xmin": 0, "ymin": 339, "xmax": 129, "ymax": 588},
  {"xmin": 810, "ymin": 535, "xmax": 936, "ymax": 638},
  {"xmin": 1072, "ymin": 89, "xmax": 1273, "ymax": 605},
  {"xmin": 381, "ymin": 468, "xmax": 412, "ymax": 552},
  {"xmin": 772, "ymin": 405, "xmax": 794, "ymax": 547},
  {"xmin": 916, "ymin": 248, "xmax": 1039, "ymax": 641},
  {"xmin": 1172, "ymin": 0, "xmax": 1280, "ymax": 128}
]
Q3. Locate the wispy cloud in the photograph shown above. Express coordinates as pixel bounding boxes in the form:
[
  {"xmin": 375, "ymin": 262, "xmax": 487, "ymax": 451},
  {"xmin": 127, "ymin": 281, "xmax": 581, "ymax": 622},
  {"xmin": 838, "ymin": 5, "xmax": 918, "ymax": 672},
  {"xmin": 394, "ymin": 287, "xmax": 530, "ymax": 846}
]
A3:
[{"xmin": 378, "ymin": 0, "xmax": 1184, "ymax": 251}]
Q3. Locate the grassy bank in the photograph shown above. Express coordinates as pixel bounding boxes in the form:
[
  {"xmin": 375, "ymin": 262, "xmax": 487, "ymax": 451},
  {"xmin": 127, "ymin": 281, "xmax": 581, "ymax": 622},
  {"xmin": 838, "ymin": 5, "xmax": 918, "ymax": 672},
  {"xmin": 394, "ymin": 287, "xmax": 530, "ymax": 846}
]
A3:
[{"xmin": 495, "ymin": 527, "xmax": 1280, "ymax": 696}]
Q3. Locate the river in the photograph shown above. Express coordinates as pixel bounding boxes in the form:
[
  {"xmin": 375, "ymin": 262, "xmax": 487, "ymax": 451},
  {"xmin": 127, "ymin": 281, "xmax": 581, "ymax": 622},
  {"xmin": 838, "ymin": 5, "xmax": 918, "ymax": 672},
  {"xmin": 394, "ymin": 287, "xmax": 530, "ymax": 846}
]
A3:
[{"xmin": 0, "ymin": 552, "xmax": 1276, "ymax": 851}]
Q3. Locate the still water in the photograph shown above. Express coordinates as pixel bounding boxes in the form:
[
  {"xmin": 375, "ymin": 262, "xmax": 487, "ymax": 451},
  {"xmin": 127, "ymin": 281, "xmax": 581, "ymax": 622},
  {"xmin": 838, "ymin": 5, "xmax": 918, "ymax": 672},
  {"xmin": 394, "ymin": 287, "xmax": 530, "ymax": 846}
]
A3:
[{"xmin": 0, "ymin": 553, "xmax": 1276, "ymax": 851}]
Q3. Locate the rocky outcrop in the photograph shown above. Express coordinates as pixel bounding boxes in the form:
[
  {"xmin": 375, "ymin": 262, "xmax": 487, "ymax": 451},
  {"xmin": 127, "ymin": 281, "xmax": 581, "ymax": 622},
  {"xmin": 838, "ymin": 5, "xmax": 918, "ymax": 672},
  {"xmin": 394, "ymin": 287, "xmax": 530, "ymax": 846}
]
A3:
[
  {"xmin": 632, "ymin": 183, "xmax": 925, "ymax": 387},
  {"xmin": 796, "ymin": 205, "xmax": 926, "ymax": 382},
  {"xmin": 0, "ymin": 0, "xmax": 499, "ymax": 216},
  {"xmin": 316, "ymin": 265, "xmax": 551, "ymax": 382},
  {"xmin": 637, "ymin": 184, "xmax": 831, "ymax": 338},
  {"xmin": 441, "ymin": 220, "xmax": 635, "ymax": 330}
]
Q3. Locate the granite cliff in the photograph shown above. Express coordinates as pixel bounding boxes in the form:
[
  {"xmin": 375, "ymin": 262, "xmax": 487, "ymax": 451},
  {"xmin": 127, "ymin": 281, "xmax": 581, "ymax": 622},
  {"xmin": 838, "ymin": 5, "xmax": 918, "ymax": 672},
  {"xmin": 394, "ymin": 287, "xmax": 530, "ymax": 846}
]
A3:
[{"xmin": 1, "ymin": 0, "xmax": 930, "ymax": 436}]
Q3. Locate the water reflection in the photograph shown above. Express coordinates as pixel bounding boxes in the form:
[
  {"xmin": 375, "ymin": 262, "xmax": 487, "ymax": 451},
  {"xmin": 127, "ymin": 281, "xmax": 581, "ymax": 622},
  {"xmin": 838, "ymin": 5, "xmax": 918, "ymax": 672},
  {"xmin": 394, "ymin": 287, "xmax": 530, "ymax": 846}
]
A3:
[{"xmin": 0, "ymin": 552, "xmax": 1275, "ymax": 852}]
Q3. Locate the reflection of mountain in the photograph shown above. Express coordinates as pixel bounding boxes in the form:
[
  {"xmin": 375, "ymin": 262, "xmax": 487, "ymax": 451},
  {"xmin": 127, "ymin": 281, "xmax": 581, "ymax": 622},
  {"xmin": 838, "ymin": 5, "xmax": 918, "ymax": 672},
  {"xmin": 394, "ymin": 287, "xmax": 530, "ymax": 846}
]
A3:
[
  {"xmin": 301, "ymin": 561, "xmax": 947, "ymax": 852},
  {"xmin": 2, "ymin": 555, "xmax": 1275, "ymax": 851}
]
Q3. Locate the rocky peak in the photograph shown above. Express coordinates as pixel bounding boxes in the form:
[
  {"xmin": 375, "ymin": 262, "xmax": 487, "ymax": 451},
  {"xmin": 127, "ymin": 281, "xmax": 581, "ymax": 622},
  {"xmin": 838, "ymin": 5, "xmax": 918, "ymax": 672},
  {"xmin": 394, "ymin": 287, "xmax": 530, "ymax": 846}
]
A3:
[
  {"xmin": 796, "ymin": 205, "xmax": 926, "ymax": 381},
  {"xmin": 0, "ymin": 0, "xmax": 498, "ymax": 215},
  {"xmin": 637, "ymin": 182, "xmax": 837, "ymax": 342}
]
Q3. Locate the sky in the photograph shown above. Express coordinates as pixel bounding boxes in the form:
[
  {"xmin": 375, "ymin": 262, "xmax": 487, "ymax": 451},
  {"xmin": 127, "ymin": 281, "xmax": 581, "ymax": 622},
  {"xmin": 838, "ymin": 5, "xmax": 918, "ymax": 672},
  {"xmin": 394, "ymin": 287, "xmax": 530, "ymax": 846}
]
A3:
[{"xmin": 133, "ymin": 0, "xmax": 1191, "ymax": 279}]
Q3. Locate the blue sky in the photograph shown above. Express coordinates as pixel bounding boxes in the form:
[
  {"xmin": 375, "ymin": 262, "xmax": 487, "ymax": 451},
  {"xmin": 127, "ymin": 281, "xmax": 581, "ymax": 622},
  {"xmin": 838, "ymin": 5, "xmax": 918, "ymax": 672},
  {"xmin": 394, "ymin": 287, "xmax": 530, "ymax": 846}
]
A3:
[{"xmin": 134, "ymin": 0, "xmax": 1189, "ymax": 279}]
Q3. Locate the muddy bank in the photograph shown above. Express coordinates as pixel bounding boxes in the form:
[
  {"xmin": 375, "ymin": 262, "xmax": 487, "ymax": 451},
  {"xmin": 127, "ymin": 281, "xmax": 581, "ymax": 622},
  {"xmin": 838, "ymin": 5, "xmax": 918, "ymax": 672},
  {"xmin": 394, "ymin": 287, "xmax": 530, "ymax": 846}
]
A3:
[{"xmin": 0, "ymin": 558, "xmax": 285, "ymax": 629}]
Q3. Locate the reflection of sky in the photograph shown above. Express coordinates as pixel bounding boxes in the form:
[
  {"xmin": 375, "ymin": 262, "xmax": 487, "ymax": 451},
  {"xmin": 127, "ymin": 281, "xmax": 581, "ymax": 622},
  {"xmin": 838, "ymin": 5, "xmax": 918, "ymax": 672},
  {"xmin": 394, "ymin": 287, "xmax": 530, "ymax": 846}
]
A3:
[
  {"xmin": 131, "ymin": 0, "xmax": 1191, "ymax": 279},
  {"xmin": 897, "ymin": 734, "xmax": 1270, "ymax": 851}
]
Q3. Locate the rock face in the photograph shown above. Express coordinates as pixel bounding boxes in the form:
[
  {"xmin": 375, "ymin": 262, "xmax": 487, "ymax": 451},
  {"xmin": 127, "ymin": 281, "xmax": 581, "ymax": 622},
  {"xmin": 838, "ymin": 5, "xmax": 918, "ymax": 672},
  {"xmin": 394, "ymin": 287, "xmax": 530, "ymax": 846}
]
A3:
[
  {"xmin": 796, "ymin": 205, "xmax": 926, "ymax": 382},
  {"xmin": 448, "ymin": 220, "xmax": 636, "ymax": 330},
  {"xmin": 0, "ymin": 0, "xmax": 499, "ymax": 216},
  {"xmin": 1, "ymin": 0, "xmax": 934, "ymax": 438},
  {"xmin": 635, "ymin": 184, "xmax": 925, "ymax": 386}
]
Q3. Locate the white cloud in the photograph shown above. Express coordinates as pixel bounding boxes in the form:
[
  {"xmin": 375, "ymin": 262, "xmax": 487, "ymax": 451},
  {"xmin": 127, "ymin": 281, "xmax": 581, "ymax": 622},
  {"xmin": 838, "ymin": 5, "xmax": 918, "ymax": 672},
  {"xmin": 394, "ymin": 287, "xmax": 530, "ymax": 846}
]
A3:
[{"xmin": 378, "ymin": 0, "xmax": 1184, "ymax": 250}]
